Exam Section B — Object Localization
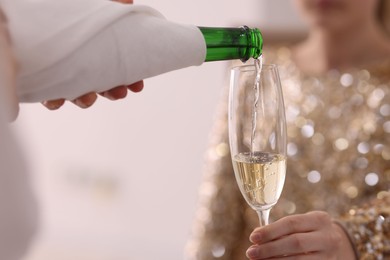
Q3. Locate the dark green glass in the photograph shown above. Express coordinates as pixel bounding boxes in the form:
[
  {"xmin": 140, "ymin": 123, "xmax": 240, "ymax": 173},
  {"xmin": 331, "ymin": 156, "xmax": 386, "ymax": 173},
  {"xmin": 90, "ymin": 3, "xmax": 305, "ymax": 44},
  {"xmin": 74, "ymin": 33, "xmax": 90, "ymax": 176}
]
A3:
[{"xmin": 199, "ymin": 26, "xmax": 263, "ymax": 62}]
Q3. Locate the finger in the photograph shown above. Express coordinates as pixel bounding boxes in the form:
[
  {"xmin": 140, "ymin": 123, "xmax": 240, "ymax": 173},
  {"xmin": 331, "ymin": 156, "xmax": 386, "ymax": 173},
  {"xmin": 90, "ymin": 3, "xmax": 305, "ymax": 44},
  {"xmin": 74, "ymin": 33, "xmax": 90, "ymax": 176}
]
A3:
[
  {"xmin": 250, "ymin": 211, "xmax": 330, "ymax": 243},
  {"xmin": 113, "ymin": 0, "xmax": 133, "ymax": 4},
  {"xmin": 247, "ymin": 232, "xmax": 323, "ymax": 259},
  {"xmin": 42, "ymin": 99, "xmax": 66, "ymax": 110},
  {"xmin": 274, "ymin": 255, "xmax": 323, "ymax": 260},
  {"xmin": 72, "ymin": 92, "xmax": 98, "ymax": 108},
  {"xmin": 248, "ymin": 253, "xmax": 322, "ymax": 260},
  {"xmin": 100, "ymin": 85, "xmax": 128, "ymax": 100},
  {"xmin": 128, "ymin": 80, "xmax": 144, "ymax": 92}
]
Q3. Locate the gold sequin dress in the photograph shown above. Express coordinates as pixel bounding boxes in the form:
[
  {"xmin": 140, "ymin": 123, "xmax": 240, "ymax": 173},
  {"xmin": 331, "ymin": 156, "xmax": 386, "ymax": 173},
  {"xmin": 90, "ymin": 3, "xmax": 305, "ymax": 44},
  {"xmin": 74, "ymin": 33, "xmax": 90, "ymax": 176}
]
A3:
[{"xmin": 186, "ymin": 47, "xmax": 390, "ymax": 260}]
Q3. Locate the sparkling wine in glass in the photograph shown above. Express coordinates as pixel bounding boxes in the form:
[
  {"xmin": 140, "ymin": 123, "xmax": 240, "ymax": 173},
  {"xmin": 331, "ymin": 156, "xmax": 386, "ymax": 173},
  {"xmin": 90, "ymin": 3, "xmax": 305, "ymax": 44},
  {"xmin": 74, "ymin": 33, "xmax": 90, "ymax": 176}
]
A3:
[{"xmin": 229, "ymin": 61, "xmax": 287, "ymax": 226}]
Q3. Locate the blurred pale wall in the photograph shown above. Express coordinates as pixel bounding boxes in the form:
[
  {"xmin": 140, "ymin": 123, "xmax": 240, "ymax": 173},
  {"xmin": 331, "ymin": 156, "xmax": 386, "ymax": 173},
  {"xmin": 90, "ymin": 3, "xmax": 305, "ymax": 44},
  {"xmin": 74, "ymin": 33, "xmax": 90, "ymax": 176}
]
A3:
[{"xmin": 12, "ymin": 1, "xmax": 305, "ymax": 260}]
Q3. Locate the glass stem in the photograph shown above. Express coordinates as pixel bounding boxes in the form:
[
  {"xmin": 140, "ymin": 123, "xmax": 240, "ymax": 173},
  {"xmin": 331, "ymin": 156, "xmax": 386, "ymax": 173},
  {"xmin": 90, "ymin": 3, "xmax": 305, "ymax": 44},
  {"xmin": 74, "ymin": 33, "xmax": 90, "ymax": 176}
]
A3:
[{"xmin": 256, "ymin": 208, "xmax": 271, "ymax": 226}]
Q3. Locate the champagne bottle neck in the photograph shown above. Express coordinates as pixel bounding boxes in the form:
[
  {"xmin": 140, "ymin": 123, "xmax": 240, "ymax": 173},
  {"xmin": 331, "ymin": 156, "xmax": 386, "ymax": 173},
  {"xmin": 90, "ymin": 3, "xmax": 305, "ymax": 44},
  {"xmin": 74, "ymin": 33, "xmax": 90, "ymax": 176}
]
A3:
[{"xmin": 198, "ymin": 26, "xmax": 263, "ymax": 62}]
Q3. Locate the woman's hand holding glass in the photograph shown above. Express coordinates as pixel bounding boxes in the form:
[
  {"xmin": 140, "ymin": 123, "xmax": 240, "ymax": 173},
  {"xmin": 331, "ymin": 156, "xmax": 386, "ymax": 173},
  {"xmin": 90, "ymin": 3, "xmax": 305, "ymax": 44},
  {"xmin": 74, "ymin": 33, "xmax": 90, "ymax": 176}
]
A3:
[{"xmin": 246, "ymin": 211, "xmax": 356, "ymax": 259}]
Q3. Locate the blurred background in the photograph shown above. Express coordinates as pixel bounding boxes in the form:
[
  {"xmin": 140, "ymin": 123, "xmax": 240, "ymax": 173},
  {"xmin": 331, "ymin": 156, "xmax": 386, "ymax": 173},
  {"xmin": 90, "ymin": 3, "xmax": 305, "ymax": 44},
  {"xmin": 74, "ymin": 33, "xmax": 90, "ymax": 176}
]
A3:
[{"xmin": 13, "ymin": 1, "xmax": 306, "ymax": 259}]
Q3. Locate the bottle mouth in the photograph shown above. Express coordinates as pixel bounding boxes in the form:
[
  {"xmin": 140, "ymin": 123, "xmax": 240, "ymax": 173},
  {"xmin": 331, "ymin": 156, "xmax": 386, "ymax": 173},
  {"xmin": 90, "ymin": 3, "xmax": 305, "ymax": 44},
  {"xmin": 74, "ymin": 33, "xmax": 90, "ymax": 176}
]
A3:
[
  {"xmin": 252, "ymin": 28, "xmax": 263, "ymax": 57},
  {"xmin": 240, "ymin": 26, "xmax": 263, "ymax": 62}
]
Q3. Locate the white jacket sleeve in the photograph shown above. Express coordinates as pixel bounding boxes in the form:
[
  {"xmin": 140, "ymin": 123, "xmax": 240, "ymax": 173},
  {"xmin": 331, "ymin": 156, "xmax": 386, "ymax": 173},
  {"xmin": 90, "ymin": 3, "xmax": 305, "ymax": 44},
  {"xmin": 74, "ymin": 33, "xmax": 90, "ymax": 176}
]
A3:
[{"xmin": 1, "ymin": 0, "xmax": 206, "ymax": 102}]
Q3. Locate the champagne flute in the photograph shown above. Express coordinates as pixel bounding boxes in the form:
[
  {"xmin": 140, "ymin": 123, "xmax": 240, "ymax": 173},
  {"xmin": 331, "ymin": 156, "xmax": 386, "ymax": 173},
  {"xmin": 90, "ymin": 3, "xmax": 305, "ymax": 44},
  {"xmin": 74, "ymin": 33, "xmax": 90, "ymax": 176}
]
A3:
[{"xmin": 228, "ymin": 62, "xmax": 287, "ymax": 227}]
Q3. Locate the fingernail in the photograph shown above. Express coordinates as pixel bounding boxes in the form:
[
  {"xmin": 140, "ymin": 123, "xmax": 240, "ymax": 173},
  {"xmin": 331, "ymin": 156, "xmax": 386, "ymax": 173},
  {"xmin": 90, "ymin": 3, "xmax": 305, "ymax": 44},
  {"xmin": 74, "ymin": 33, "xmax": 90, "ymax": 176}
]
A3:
[
  {"xmin": 73, "ymin": 99, "xmax": 89, "ymax": 108},
  {"xmin": 246, "ymin": 246, "xmax": 258, "ymax": 258},
  {"xmin": 101, "ymin": 91, "xmax": 116, "ymax": 100},
  {"xmin": 42, "ymin": 101, "xmax": 62, "ymax": 110},
  {"xmin": 249, "ymin": 233, "xmax": 261, "ymax": 243}
]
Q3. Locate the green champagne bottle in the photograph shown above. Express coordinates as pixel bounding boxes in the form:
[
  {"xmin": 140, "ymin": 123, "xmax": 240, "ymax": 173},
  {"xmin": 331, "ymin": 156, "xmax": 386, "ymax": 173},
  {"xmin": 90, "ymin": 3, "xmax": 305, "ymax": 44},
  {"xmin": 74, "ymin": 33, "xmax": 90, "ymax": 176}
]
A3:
[{"xmin": 199, "ymin": 26, "xmax": 263, "ymax": 62}]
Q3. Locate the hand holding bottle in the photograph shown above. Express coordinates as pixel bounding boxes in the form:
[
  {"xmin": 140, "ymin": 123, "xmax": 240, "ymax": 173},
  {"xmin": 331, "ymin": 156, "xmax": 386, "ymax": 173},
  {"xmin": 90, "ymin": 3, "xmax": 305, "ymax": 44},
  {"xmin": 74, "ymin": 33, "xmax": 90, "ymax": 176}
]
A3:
[
  {"xmin": 41, "ymin": 0, "xmax": 144, "ymax": 110},
  {"xmin": 10, "ymin": 0, "xmax": 261, "ymax": 105}
]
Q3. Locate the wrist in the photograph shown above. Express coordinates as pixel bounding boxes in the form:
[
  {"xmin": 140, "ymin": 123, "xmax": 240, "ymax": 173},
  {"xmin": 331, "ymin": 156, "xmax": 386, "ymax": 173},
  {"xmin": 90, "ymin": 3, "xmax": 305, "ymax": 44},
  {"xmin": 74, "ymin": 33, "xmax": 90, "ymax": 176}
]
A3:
[{"xmin": 332, "ymin": 221, "xmax": 357, "ymax": 260}]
